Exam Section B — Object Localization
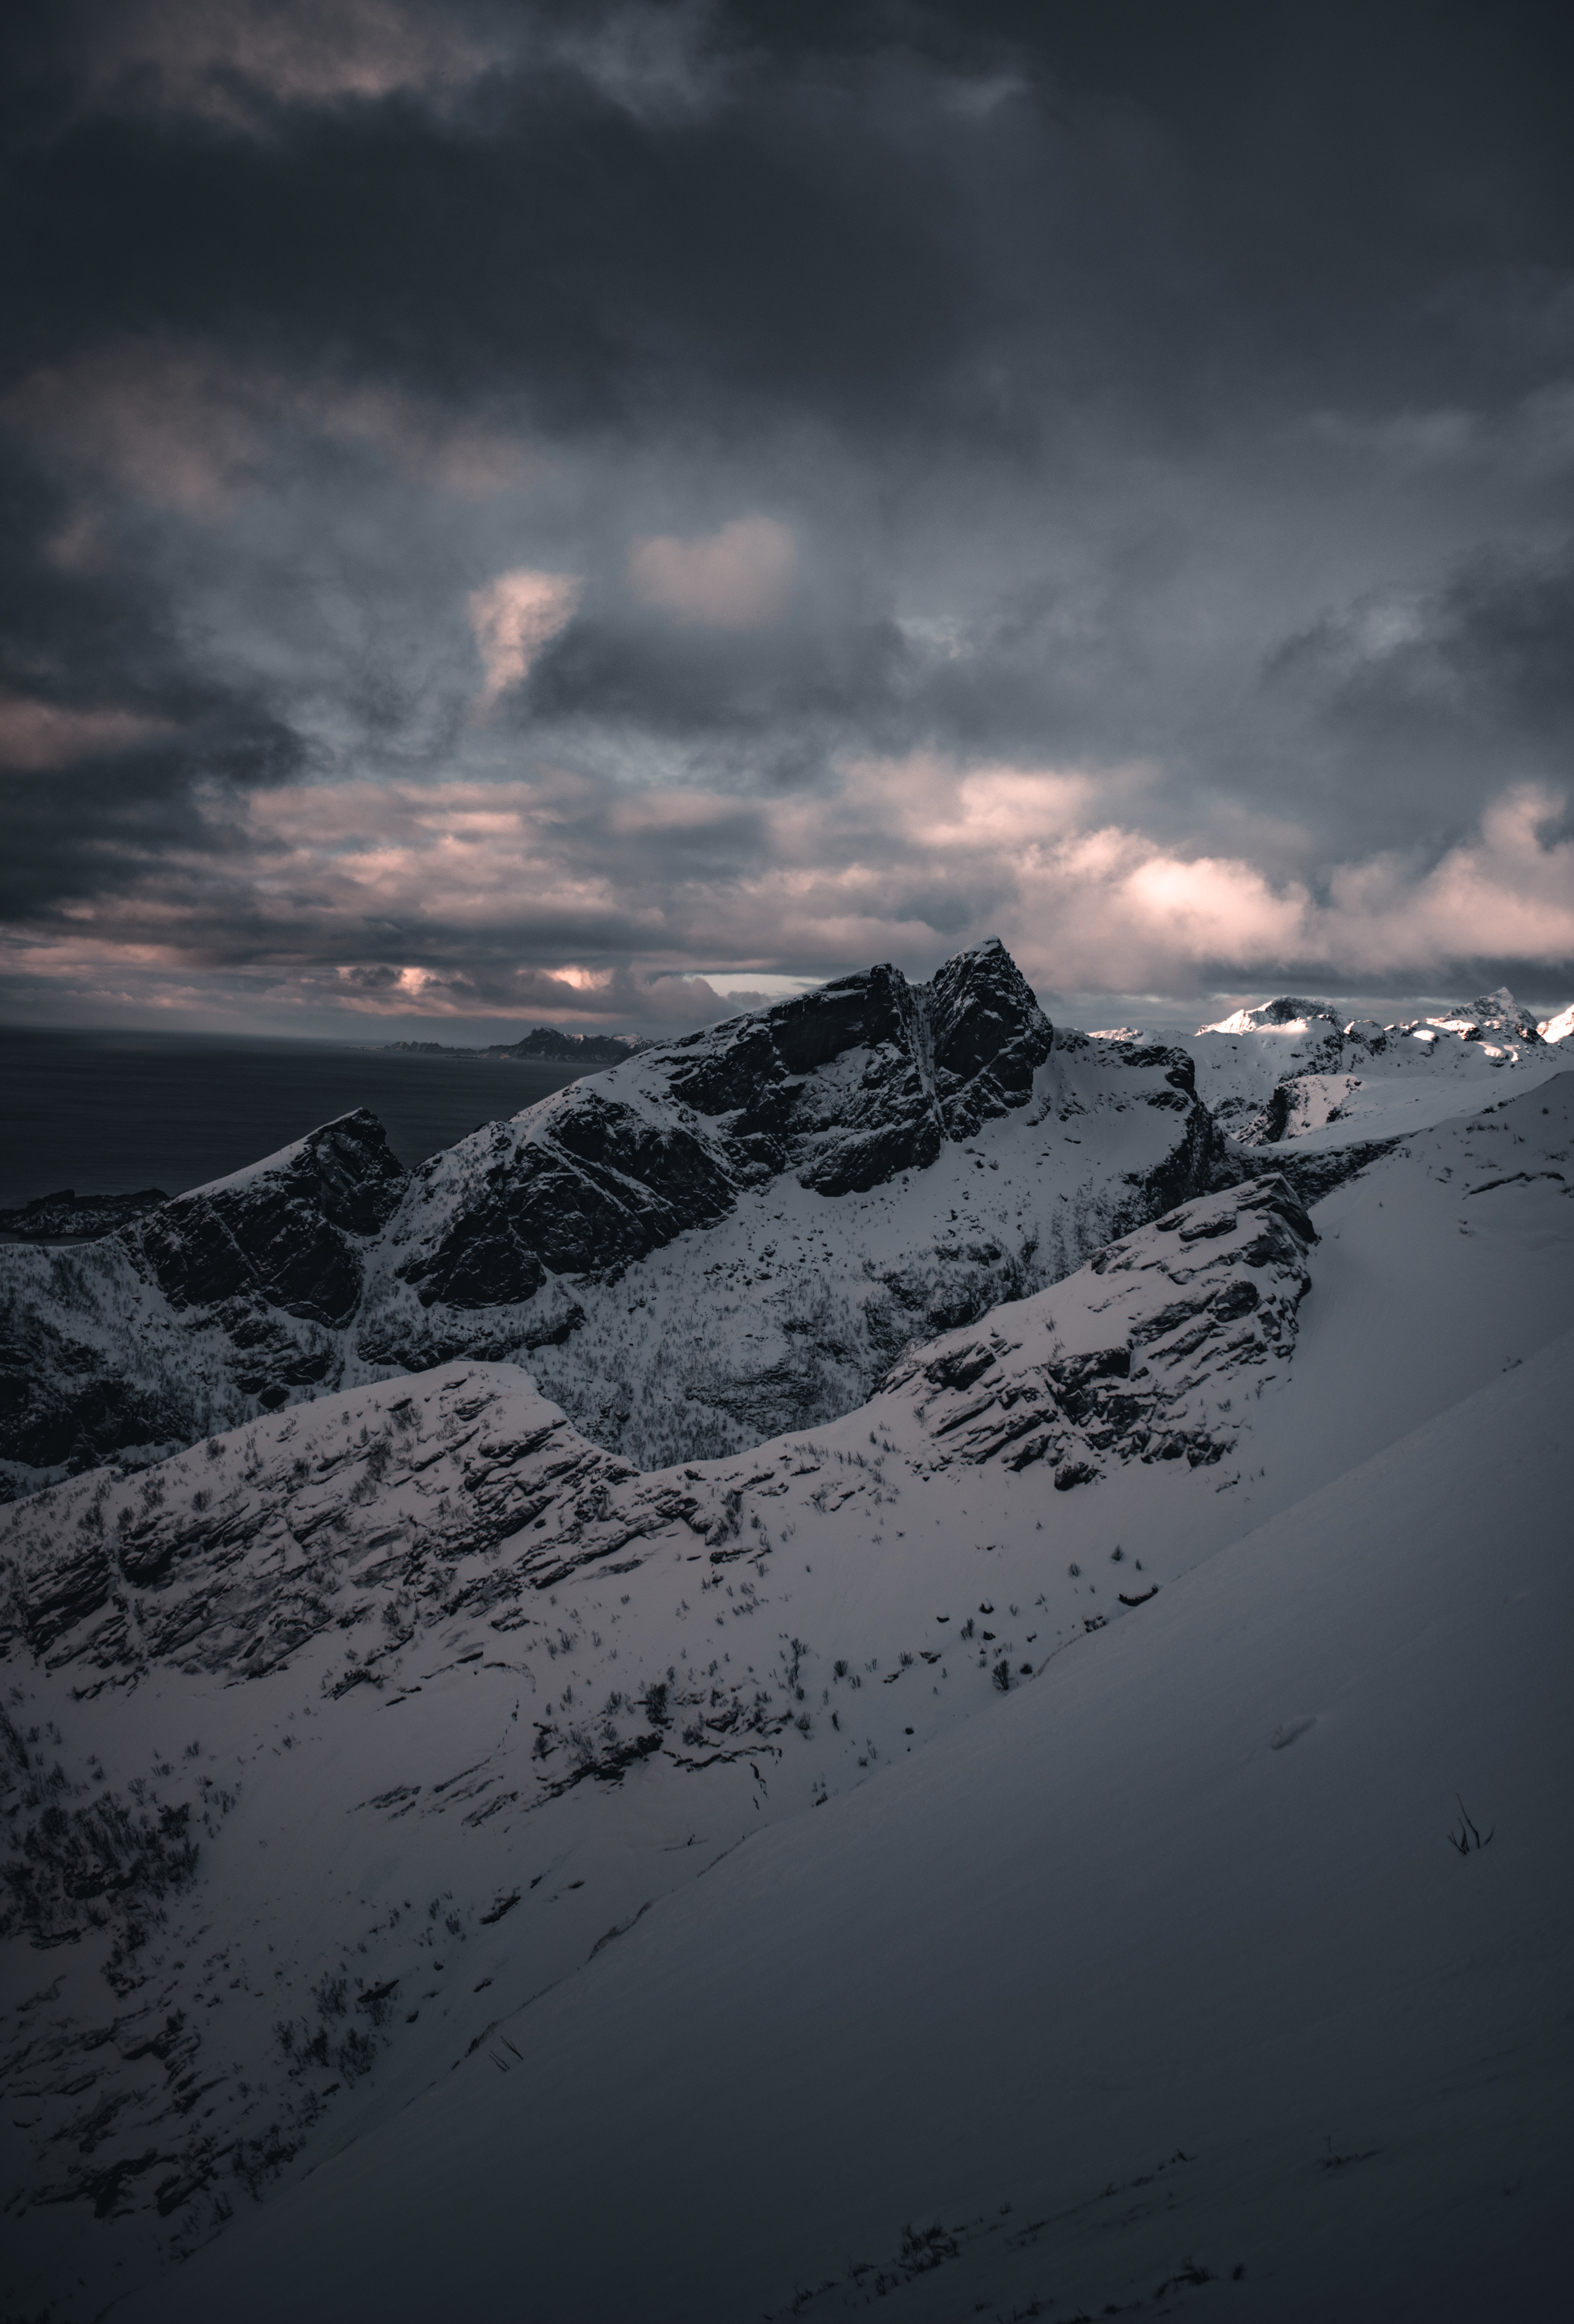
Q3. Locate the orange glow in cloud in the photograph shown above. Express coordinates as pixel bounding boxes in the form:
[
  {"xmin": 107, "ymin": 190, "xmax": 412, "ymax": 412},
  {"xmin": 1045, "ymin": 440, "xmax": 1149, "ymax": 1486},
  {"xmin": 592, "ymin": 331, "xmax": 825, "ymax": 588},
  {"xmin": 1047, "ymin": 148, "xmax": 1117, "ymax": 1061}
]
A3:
[{"xmin": 83, "ymin": 0, "xmax": 493, "ymax": 123}]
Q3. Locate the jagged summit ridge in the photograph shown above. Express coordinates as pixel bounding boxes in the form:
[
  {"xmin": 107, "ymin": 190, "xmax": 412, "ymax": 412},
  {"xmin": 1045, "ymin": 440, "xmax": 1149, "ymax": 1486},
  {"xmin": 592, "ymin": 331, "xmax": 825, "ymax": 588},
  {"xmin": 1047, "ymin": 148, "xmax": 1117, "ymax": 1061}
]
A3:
[
  {"xmin": 0, "ymin": 1177, "xmax": 1312, "ymax": 1692},
  {"xmin": 6, "ymin": 940, "xmax": 1233, "ymax": 1490},
  {"xmin": 1199, "ymin": 985, "xmax": 1552, "ymax": 1041},
  {"xmin": 398, "ymin": 937, "xmax": 1053, "ymax": 1311},
  {"xmin": 132, "ymin": 1111, "xmax": 407, "ymax": 1329}
]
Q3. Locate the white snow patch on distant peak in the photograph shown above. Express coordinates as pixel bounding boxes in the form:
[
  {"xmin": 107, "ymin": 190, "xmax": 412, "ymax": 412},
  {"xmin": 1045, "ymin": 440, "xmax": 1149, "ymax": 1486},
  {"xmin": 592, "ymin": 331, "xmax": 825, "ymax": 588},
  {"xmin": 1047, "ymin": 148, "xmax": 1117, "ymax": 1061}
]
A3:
[{"xmin": 1198, "ymin": 998, "xmax": 1341, "ymax": 1038}]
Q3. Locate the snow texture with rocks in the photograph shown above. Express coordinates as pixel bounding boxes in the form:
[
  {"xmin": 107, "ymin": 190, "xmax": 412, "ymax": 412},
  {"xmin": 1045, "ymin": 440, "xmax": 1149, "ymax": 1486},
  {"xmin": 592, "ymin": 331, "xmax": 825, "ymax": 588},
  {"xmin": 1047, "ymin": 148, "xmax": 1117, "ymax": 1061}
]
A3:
[{"xmin": 1, "ymin": 942, "xmax": 1571, "ymax": 2322}]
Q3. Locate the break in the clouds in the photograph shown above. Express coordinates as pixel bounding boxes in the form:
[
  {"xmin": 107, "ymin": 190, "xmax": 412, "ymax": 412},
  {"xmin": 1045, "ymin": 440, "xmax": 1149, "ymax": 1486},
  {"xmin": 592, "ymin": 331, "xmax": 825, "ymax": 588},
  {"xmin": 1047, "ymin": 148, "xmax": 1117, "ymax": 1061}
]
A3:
[{"xmin": 2, "ymin": 1, "xmax": 1572, "ymax": 1035}]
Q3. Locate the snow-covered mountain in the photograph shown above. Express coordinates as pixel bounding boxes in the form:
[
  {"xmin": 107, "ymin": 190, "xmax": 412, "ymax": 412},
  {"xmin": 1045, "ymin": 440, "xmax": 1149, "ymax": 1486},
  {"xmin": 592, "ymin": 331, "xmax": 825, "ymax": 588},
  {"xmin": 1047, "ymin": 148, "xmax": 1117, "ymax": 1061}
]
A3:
[
  {"xmin": 1, "ymin": 941, "xmax": 1237, "ymax": 1497},
  {"xmin": 3, "ymin": 1073, "xmax": 1571, "ymax": 2320},
  {"xmin": 1154, "ymin": 985, "xmax": 1567, "ymax": 1155}
]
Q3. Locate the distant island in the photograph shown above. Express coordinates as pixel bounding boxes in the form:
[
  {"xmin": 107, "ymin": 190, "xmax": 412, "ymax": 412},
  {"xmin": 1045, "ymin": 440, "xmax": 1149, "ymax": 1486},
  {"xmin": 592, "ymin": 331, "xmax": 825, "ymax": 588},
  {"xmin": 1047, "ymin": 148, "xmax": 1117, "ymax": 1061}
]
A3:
[
  {"xmin": 0, "ymin": 1186, "xmax": 168, "ymax": 1241},
  {"xmin": 384, "ymin": 1027, "xmax": 648, "ymax": 1064}
]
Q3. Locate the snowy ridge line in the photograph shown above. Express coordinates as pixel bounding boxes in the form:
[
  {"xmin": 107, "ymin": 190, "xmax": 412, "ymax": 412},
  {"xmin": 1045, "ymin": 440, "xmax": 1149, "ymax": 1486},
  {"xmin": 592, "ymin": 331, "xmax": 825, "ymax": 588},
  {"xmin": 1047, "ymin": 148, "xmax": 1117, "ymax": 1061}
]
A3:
[
  {"xmin": 14, "ymin": 945, "xmax": 1560, "ymax": 1504},
  {"xmin": 109, "ymin": 1330, "xmax": 1574, "ymax": 2324},
  {"xmin": 0, "ymin": 1169, "xmax": 1315, "ymax": 2302}
]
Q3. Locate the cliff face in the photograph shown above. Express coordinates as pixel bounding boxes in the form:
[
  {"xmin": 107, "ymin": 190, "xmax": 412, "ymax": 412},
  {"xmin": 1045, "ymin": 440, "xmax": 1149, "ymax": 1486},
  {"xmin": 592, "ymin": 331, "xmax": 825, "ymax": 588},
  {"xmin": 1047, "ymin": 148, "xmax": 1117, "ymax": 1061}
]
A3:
[
  {"xmin": 0, "ymin": 941, "xmax": 1233, "ymax": 1494},
  {"xmin": 132, "ymin": 1112, "xmax": 408, "ymax": 1327},
  {"xmin": 396, "ymin": 939, "xmax": 1057, "ymax": 1316}
]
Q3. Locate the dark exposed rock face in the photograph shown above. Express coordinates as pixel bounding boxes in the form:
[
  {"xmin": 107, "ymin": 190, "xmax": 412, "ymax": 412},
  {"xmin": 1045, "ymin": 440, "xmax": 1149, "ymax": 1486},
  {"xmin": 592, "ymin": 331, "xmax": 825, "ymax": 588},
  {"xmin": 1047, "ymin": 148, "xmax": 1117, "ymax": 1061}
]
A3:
[
  {"xmin": 658, "ymin": 937, "xmax": 1050, "ymax": 1195},
  {"xmin": 395, "ymin": 939, "xmax": 1054, "ymax": 1311},
  {"xmin": 929, "ymin": 939, "xmax": 1055, "ymax": 1135},
  {"xmin": 1229, "ymin": 1136, "xmax": 1404, "ymax": 1207},
  {"xmin": 0, "ymin": 1307, "xmax": 191, "ymax": 1474},
  {"xmin": 0, "ymin": 1371, "xmax": 644, "ymax": 1679},
  {"xmin": 399, "ymin": 1094, "xmax": 740, "ymax": 1308},
  {"xmin": 130, "ymin": 1112, "xmax": 406, "ymax": 1327},
  {"xmin": 715, "ymin": 960, "xmax": 945, "ymax": 1195},
  {"xmin": 0, "ymin": 1116, "xmax": 405, "ymax": 1496},
  {"xmin": 884, "ymin": 1176, "xmax": 1317, "ymax": 1485}
]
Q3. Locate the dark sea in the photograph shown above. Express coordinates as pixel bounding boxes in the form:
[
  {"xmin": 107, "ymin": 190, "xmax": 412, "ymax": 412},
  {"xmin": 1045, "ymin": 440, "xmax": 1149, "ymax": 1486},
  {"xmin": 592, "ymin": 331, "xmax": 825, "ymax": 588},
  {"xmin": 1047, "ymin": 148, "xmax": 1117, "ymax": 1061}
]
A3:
[{"xmin": 0, "ymin": 1026, "xmax": 588, "ymax": 1211}]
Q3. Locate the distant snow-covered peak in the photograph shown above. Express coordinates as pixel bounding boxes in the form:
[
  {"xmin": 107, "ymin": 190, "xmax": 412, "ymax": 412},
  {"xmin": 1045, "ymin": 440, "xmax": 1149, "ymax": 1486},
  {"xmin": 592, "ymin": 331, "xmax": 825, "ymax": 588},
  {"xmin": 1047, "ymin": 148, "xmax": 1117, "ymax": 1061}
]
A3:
[
  {"xmin": 1170, "ymin": 987, "xmax": 1565, "ymax": 1154},
  {"xmin": 1198, "ymin": 996, "xmax": 1343, "ymax": 1038},
  {"xmin": 1424, "ymin": 985, "xmax": 1543, "ymax": 1043},
  {"xmin": 1540, "ymin": 1001, "xmax": 1574, "ymax": 1043}
]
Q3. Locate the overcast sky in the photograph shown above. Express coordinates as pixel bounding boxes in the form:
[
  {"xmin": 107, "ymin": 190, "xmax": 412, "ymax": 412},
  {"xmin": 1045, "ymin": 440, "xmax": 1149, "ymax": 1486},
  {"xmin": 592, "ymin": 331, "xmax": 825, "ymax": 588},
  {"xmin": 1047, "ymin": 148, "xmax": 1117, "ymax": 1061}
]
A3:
[{"xmin": 2, "ymin": 0, "xmax": 1572, "ymax": 1038}]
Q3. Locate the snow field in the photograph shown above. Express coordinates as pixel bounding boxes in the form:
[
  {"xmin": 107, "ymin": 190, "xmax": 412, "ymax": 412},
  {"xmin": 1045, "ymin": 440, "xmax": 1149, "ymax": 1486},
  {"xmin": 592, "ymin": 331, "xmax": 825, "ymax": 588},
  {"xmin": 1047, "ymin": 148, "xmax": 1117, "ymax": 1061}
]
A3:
[{"xmin": 117, "ymin": 1326, "xmax": 1574, "ymax": 2324}]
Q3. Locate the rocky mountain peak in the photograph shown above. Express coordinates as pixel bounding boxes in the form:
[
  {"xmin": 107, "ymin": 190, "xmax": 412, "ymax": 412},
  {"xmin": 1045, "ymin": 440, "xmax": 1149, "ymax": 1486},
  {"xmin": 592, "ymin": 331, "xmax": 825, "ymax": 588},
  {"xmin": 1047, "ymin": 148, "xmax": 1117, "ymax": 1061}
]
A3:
[
  {"xmin": 1435, "ymin": 987, "xmax": 1545, "ymax": 1042},
  {"xmin": 926, "ymin": 936, "xmax": 1054, "ymax": 1135},
  {"xmin": 484, "ymin": 1026, "xmax": 648, "ymax": 1063},
  {"xmin": 1198, "ymin": 996, "xmax": 1343, "ymax": 1037},
  {"xmin": 129, "ymin": 1109, "xmax": 407, "ymax": 1327}
]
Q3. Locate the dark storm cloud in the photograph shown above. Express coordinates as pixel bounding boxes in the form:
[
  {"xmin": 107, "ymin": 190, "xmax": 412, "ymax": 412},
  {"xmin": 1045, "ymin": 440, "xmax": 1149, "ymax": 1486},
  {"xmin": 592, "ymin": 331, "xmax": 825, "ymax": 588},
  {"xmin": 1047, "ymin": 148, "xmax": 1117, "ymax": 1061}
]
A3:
[
  {"xmin": 2, "ymin": 0, "xmax": 1572, "ymax": 1032},
  {"xmin": 11, "ymin": 4, "xmax": 1559, "ymax": 439},
  {"xmin": 1272, "ymin": 541, "xmax": 1574, "ymax": 777}
]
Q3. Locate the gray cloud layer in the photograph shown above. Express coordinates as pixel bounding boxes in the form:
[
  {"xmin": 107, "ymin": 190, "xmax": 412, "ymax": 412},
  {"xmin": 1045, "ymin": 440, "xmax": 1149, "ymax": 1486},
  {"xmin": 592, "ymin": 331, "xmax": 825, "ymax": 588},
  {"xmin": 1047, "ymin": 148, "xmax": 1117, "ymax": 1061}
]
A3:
[{"xmin": 2, "ymin": 0, "xmax": 1572, "ymax": 1032}]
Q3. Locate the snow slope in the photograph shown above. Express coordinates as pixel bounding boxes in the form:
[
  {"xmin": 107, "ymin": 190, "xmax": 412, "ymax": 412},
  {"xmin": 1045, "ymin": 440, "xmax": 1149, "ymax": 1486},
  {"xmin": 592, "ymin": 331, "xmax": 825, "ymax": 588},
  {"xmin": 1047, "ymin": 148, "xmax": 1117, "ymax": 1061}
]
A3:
[
  {"xmin": 2, "ymin": 1074, "xmax": 1570, "ymax": 2318},
  {"xmin": 113, "ymin": 1325, "xmax": 1574, "ymax": 2324}
]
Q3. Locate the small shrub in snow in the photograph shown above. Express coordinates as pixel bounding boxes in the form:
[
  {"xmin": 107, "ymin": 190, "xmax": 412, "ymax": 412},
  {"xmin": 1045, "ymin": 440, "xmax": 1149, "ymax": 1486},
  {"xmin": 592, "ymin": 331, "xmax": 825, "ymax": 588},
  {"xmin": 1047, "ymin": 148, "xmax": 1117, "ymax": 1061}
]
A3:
[{"xmin": 1447, "ymin": 1796, "xmax": 1493, "ymax": 1855}]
